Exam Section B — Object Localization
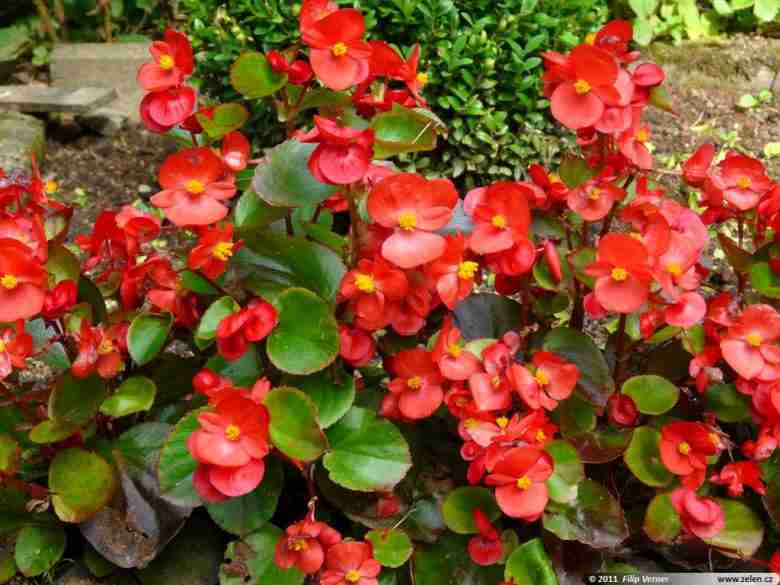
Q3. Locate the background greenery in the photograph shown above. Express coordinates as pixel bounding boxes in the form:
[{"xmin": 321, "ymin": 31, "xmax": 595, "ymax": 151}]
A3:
[{"xmin": 182, "ymin": 0, "xmax": 610, "ymax": 188}]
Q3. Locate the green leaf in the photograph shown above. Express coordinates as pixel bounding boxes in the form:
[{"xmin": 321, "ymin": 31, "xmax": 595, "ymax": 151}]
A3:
[
  {"xmin": 705, "ymin": 383, "xmax": 751, "ymax": 423},
  {"xmin": 705, "ymin": 499, "xmax": 764, "ymax": 557},
  {"xmin": 49, "ymin": 448, "xmax": 117, "ymax": 523},
  {"xmin": 230, "ymin": 51, "xmax": 287, "ymax": 98},
  {"xmin": 559, "ymin": 154, "xmax": 597, "ymax": 188},
  {"xmin": 128, "ymin": 313, "xmax": 172, "ymax": 366},
  {"xmin": 207, "ymin": 458, "xmax": 283, "ymax": 536},
  {"xmin": 29, "ymin": 419, "xmax": 79, "ymax": 444},
  {"xmin": 558, "ymin": 393, "xmax": 597, "ymax": 437},
  {"xmin": 755, "ymin": 0, "xmax": 780, "ymax": 21},
  {"xmin": 265, "ymin": 387, "xmax": 328, "ymax": 462},
  {"xmin": 198, "ymin": 103, "xmax": 250, "ymax": 139},
  {"xmin": 219, "ymin": 524, "xmax": 304, "ymax": 585},
  {"xmin": 293, "ymin": 370, "xmax": 356, "ymax": 428},
  {"xmin": 366, "ymin": 529, "xmax": 413, "ymax": 568},
  {"xmin": 0, "ymin": 550, "xmax": 14, "ymax": 583},
  {"xmin": 718, "ymin": 233, "xmax": 753, "ymax": 273},
  {"xmin": 251, "ymin": 139, "xmax": 338, "ymax": 208},
  {"xmin": 100, "ymin": 376, "xmax": 157, "ymax": 418},
  {"xmin": 324, "ymin": 407, "xmax": 412, "ymax": 492},
  {"xmin": 181, "ymin": 270, "xmax": 220, "ymax": 295},
  {"xmin": 49, "ymin": 373, "xmax": 107, "ymax": 426},
  {"xmin": 569, "ymin": 427, "xmax": 634, "ymax": 464},
  {"xmin": 237, "ymin": 232, "xmax": 346, "ymax": 302},
  {"xmin": 206, "ymin": 345, "xmax": 264, "ymax": 387},
  {"xmin": 78, "ymin": 276, "xmax": 108, "ymax": 324},
  {"xmin": 413, "ymin": 533, "xmax": 503, "ymax": 585},
  {"xmin": 0, "ymin": 434, "xmax": 19, "ymax": 475},
  {"xmin": 624, "ymin": 426, "xmax": 674, "ymax": 487},
  {"xmin": 234, "ymin": 189, "xmax": 289, "ymax": 232},
  {"xmin": 299, "ymin": 88, "xmax": 352, "ymax": 111},
  {"xmin": 628, "ymin": 0, "xmax": 659, "ymax": 17},
  {"xmin": 453, "ymin": 294, "xmax": 522, "ymax": 340},
  {"xmin": 504, "ymin": 538, "xmax": 558, "ymax": 585},
  {"xmin": 543, "ymin": 480, "xmax": 628, "ymax": 548},
  {"xmin": 621, "ymin": 375, "xmax": 679, "ymax": 415},
  {"xmin": 157, "ymin": 409, "xmax": 205, "ymax": 507},
  {"xmin": 195, "ymin": 296, "xmax": 240, "ymax": 347},
  {"xmin": 738, "ymin": 94, "xmax": 759, "ymax": 109},
  {"xmin": 441, "ymin": 486, "xmax": 501, "ymax": 534},
  {"xmin": 14, "ymin": 524, "xmax": 66, "ymax": 577},
  {"xmin": 542, "ymin": 328, "xmax": 615, "ymax": 407},
  {"xmin": 267, "ymin": 288, "xmax": 339, "ymax": 375},
  {"xmin": 371, "ymin": 104, "xmax": 442, "ymax": 159},
  {"xmin": 643, "ymin": 493, "xmax": 681, "ymax": 543},
  {"xmin": 545, "ymin": 440, "xmax": 584, "ymax": 504},
  {"xmin": 45, "ymin": 244, "xmax": 80, "ymax": 284}
]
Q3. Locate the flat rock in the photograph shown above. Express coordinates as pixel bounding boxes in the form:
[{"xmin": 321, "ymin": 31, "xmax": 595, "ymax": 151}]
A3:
[
  {"xmin": 0, "ymin": 85, "xmax": 117, "ymax": 113},
  {"xmin": 0, "ymin": 110, "xmax": 45, "ymax": 171},
  {"xmin": 51, "ymin": 42, "xmax": 149, "ymax": 122}
]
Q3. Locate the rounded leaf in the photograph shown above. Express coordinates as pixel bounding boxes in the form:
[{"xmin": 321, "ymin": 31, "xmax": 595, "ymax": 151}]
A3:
[
  {"xmin": 206, "ymin": 344, "xmax": 263, "ymax": 387},
  {"xmin": 504, "ymin": 538, "xmax": 558, "ymax": 585},
  {"xmin": 198, "ymin": 103, "xmax": 249, "ymax": 139},
  {"xmin": 621, "ymin": 375, "xmax": 679, "ymax": 415},
  {"xmin": 49, "ymin": 373, "xmax": 107, "ymax": 426},
  {"xmin": 705, "ymin": 499, "xmax": 764, "ymax": 557},
  {"xmin": 100, "ymin": 376, "xmax": 157, "ymax": 418},
  {"xmin": 323, "ymin": 407, "xmax": 412, "ymax": 492},
  {"xmin": 643, "ymin": 493, "xmax": 681, "ymax": 543},
  {"xmin": 705, "ymin": 383, "xmax": 751, "ymax": 423},
  {"xmin": 128, "ymin": 313, "xmax": 172, "ymax": 366},
  {"xmin": 371, "ymin": 104, "xmax": 442, "ymax": 159},
  {"xmin": 267, "ymin": 288, "xmax": 339, "ymax": 375},
  {"xmin": 294, "ymin": 370, "xmax": 356, "ymax": 428},
  {"xmin": 545, "ymin": 440, "xmax": 585, "ymax": 504},
  {"xmin": 624, "ymin": 426, "xmax": 674, "ymax": 487},
  {"xmin": 441, "ymin": 486, "xmax": 501, "ymax": 534},
  {"xmin": 195, "ymin": 296, "xmax": 239, "ymax": 347},
  {"xmin": 265, "ymin": 387, "xmax": 328, "ymax": 462},
  {"xmin": 29, "ymin": 419, "xmax": 79, "ymax": 444},
  {"xmin": 0, "ymin": 434, "xmax": 19, "ymax": 475},
  {"xmin": 220, "ymin": 524, "xmax": 304, "ymax": 585},
  {"xmin": 14, "ymin": 524, "xmax": 66, "ymax": 577},
  {"xmin": 46, "ymin": 244, "xmax": 80, "ymax": 284},
  {"xmin": 49, "ymin": 448, "xmax": 117, "ymax": 523},
  {"xmin": 366, "ymin": 529, "xmax": 413, "ymax": 568},
  {"xmin": 157, "ymin": 409, "xmax": 205, "ymax": 507},
  {"xmin": 230, "ymin": 51, "xmax": 287, "ymax": 98}
]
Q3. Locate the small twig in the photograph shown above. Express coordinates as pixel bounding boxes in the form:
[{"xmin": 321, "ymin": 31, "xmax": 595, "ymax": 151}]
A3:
[
  {"xmin": 285, "ymin": 213, "xmax": 295, "ymax": 236},
  {"xmin": 32, "ymin": 0, "xmax": 58, "ymax": 42}
]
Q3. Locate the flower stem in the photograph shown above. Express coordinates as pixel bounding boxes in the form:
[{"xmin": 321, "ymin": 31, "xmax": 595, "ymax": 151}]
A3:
[{"xmin": 614, "ymin": 313, "xmax": 628, "ymax": 384}]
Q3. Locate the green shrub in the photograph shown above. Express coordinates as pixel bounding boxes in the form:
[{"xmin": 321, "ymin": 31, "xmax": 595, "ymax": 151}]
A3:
[{"xmin": 182, "ymin": 0, "xmax": 609, "ymax": 188}]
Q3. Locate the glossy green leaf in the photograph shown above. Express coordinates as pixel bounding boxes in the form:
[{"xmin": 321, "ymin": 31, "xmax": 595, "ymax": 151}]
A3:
[
  {"xmin": 324, "ymin": 407, "xmax": 412, "ymax": 492},
  {"xmin": 366, "ymin": 529, "xmax": 413, "ymax": 568},
  {"xmin": 195, "ymin": 296, "xmax": 240, "ymax": 347},
  {"xmin": 198, "ymin": 103, "xmax": 249, "ymax": 139},
  {"xmin": 545, "ymin": 440, "xmax": 584, "ymax": 504},
  {"xmin": 643, "ymin": 493, "xmax": 681, "ymax": 543},
  {"xmin": 705, "ymin": 383, "xmax": 751, "ymax": 423},
  {"xmin": 751, "ymin": 261, "xmax": 780, "ymax": 299},
  {"xmin": 265, "ymin": 387, "xmax": 328, "ymax": 462},
  {"xmin": 504, "ymin": 538, "xmax": 558, "ymax": 585},
  {"xmin": 705, "ymin": 499, "xmax": 764, "ymax": 557},
  {"xmin": 0, "ymin": 551, "xmax": 14, "ymax": 583},
  {"xmin": 234, "ymin": 189, "xmax": 289, "ymax": 232},
  {"xmin": 293, "ymin": 370, "xmax": 356, "ymax": 428},
  {"xmin": 542, "ymin": 328, "xmax": 614, "ymax": 407},
  {"xmin": 128, "ymin": 313, "xmax": 172, "ymax": 366},
  {"xmin": 559, "ymin": 154, "xmax": 597, "ymax": 188},
  {"xmin": 78, "ymin": 276, "xmax": 108, "ymax": 323},
  {"xmin": 181, "ymin": 270, "xmax": 220, "ymax": 295},
  {"xmin": 220, "ymin": 524, "xmax": 304, "ymax": 585},
  {"xmin": 0, "ymin": 434, "xmax": 19, "ymax": 474},
  {"xmin": 624, "ymin": 426, "xmax": 673, "ymax": 487},
  {"xmin": 230, "ymin": 51, "xmax": 287, "ymax": 98},
  {"xmin": 441, "ymin": 486, "xmax": 501, "ymax": 534},
  {"xmin": 558, "ymin": 393, "xmax": 597, "ymax": 437},
  {"xmin": 46, "ymin": 244, "xmax": 80, "ymax": 283},
  {"xmin": 100, "ymin": 376, "xmax": 157, "ymax": 418},
  {"xmin": 49, "ymin": 448, "xmax": 117, "ymax": 523},
  {"xmin": 29, "ymin": 419, "xmax": 79, "ymax": 444},
  {"xmin": 453, "ymin": 294, "xmax": 522, "ymax": 341},
  {"xmin": 267, "ymin": 288, "xmax": 339, "ymax": 375},
  {"xmin": 569, "ymin": 427, "xmax": 634, "ymax": 464},
  {"xmin": 621, "ymin": 375, "xmax": 679, "ymax": 415},
  {"xmin": 14, "ymin": 524, "xmax": 66, "ymax": 577},
  {"xmin": 371, "ymin": 104, "xmax": 442, "ymax": 159},
  {"xmin": 413, "ymin": 533, "xmax": 503, "ymax": 585},
  {"xmin": 206, "ymin": 345, "xmax": 264, "ymax": 387},
  {"xmin": 251, "ymin": 139, "xmax": 337, "ymax": 208},
  {"xmin": 157, "ymin": 409, "xmax": 205, "ymax": 507},
  {"xmin": 207, "ymin": 458, "xmax": 283, "ymax": 536},
  {"xmin": 48, "ymin": 373, "xmax": 107, "ymax": 426}
]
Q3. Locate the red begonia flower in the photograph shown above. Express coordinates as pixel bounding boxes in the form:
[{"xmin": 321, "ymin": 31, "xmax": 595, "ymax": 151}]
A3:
[
  {"xmin": 607, "ymin": 393, "xmax": 638, "ymax": 427},
  {"xmin": 115, "ymin": 205, "xmax": 162, "ymax": 257},
  {"xmin": 275, "ymin": 515, "xmax": 342, "ymax": 574},
  {"xmin": 299, "ymin": 0, "xmax": 338, "ymax": 33},
  {"xmin": 302, "ymin": 9, "xmax": 372, "ymax": 91},
  {"xmin": 151, "ymin": 147, "xmax": 236, "ymax": 226},
  {"xmin": 41, "ymin": 279, "xmax": 78, "ymax": 320},
  {"xmin": 0, "ymin": 238, "xmax": 47, "ymax": 323},
  {"xmin": 338, "ymin": 325, "xmax": 375, "ymax": 367},
  {"xmin": 221, "ymin": 131, "xmax": 251, "ymax": 172},
  {"xmin": 720, "ymin": 304, "xmax": 780, "ymax": 381},
  {"xmin": 339, "ymin": 257, "xmax": 408, "ymax": 331},
  {"xmin": 137, "ymin": 28, "xmax": 194, "ymax": 92},
  {"xmin": 710, "ymin": 461, "xmax": 766, "ymax": 497},
  {"xmin": 432, "ymin": 317, "xmax": 481, "ymax": 382},
  {"xmin": 670, "ymin": 488, "xmax": 724, "ymax": 540},
  {"xmin": 665, "ymin": 292, "xmax": 706, "ymax": 329},
  {"xmin": 0, "ymin": 214, "xmax": 47, "ymax": 263},
  {"xmin": 188, "ymin": 223, "xmax": 243, "ymax": 280},
  {"xmin": 546, "ymin": 44, "xmax": 620, "ymax": 129},
  {"xmin": 0, "ymin": 320, "xmax": 32, "ymax": 381},
  {"xmin": 660, "ymin": 421, "xmax": 720, "ymax": 477},
  {"xmin": 682, "ymin": 144, "xmax": 715, "ymax": 187},
  {"xmin": 387, "ymin": 348, "xmax": 444, "ymax": 420},
  {"xmin": 585, "ymin": 233, "xmax": 652, "ymax": 314},
  {"xmin": 139, "ymin": 86, "xmax": 196, "ymax": 133},
  {"xmin": 485, "ymin": 446, "xmax": 554, "ymax": 520},
  {"xmin": 711, "ymin": 153, "xmax": 772, "ymax": 211},
  {"xmin": 468, "ymin": 338, "xmax": 518, "ymax": 412},
  {"xmin": 267, "ymin": 51, "xmax": 314, "ymax": 85},
  {"xmin": 424, "ymin": 234, "xmax": 479, "ymax": 310},
  {"xmin": 368, "ymin": 173, "xmax": 458, "ymax": 268},
  {"xmin": 300, "ymin": 117, "xmax": 375, "ymax": 185},
  {"xmin": 468, "ymin": 181, "xmax": 532, "ymax": 255},
  {"xmin": 394, "ymin": 44, "xmax": 428, "ymax": 100},
  {"xmin": 592, "ymin": 20, "xmax": 636, "ymax": 62},
  {"xmin": 320, "ymin": 542, "xmax": 381, "ymax": 585},
  {"xmin": 567, "ymin": 177, "xmax": 626, "ymax": 221},
  {"xmin": 509, "ymin": 351, "xmax": 579, "ymax": 411},
  {"xmin": 71, "ymin": 321, "xmax": 128, "ymax": 380},
  {"xmin": 618, "ymin": 108, "xmax": 653, "ymax": 170},
  {"xmin": 216, "ymin": 298, "xmax": 279, "ymax": 360},
  {"xmin": 467, "ymin": 509, "xmax": 503, "ymax": 566}
]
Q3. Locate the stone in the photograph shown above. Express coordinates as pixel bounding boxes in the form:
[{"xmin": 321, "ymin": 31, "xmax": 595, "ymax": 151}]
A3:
[
  {"xmin": 78, "ymin": 106, "xmax": 127, "ymax": 136},
  {"xmin": 0, "ymin": 85, "xmax": 117, "ymax": 113},
  {"xmin": 0, "ymin": 110, "xmax": 45, "ymax": 171},
  {"xmin": 51, "ymin": 42, "xmax": 149, "ymax": 122}
]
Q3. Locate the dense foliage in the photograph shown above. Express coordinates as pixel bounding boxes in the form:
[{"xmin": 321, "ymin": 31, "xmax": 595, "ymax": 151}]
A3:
[
  {"xmin": 182, "ymin": 0, "xmax": 609, "ymax": 188},
  {"xmin": 4, "ymin": 2, "xmax": 780, "ymax": 584}
]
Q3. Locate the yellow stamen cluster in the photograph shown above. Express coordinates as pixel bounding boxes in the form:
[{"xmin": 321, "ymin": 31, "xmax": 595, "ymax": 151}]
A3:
[
  {"xmin": 345, "ymin": 570, "xmax": 362, "ymax": 583},
  {"xmin": 610, "ymin": 267, "xmax": 628, "ymax": 282},
  {"xmin": 98, "ymin": 339, "xmax": 114, "ymax": 355},
  {"xmin": 224, "ymin": 424, "xmax": 241, "ymax": 441},
  {"xmin": 737, "ymin": 176, "xmax": 752, "ymax": 190},
  {"xmin": 332, "ymin": 42, "xmax": 348, "ymax": 57},
  {"xmin": 45, "ymin": 180, "xmax": 58, "ymax": 194},
  {"xmin": 516, "ymin": 476, "xmax": 532, "ymax": 490},
  {"xmin": 666, "ymin": 263, "xmax": 682, "ymax": 276},
  {"xmin": 588, "ymin": 188, "xmax": 602, "ymax": 201},
  {"xmin": 635, "ymin": 128, "xmax": 650, "ymax": 143},
  {"xmin": 398, "ymin": 211, "xmax": 417, "ymax": 231},
  {"xmin": 534, "ymin": 370, "xmax": 550, "ymax": 386},
  {"xmin": 354, "ymin": 273, "xmax": 376, "ymax": 294},
  {"xmin": 416, "ymin": 72, "xmax": 429, "ymax": 86},
  {"xmin": 0, "ymin": 275, "xmax": 18, "ymax": 290},
  {"xmin": 491, "ymin": 215, "xmax": 507, "ymax": 229},
  {"xmin": 185, "ymin": 179, "xmax": 205, "ymax": 194},
  {"xmin": 212, "ymin": 241, "xmax": 235, "ymax": 261},
  {"xmin": 496, "ymin": 416, "xmax": 509, "ymax": 429},
  {"xmin": 574, "ymin": 79, "xmax": 591, "ymax": 95},
  {"xmin": 746, "ymin": 333, "xmax": 763, "ymax": 348},
  {"xmin": 158, "ymin": 54, "xmax": 175, "ymax": 70},
  {"xmin": 448, "ymin": 343, "xmax": 462, "ymax": 358},
  {"xmin": 458, "ymin": 261, "xmax": 479, "ymax": 280},
  {"xmin": 678, "ymin": 441, "xmax": 691, "ymax": 455},
  {"xmin": 407, "ymin": 376, "xmax": 423, "ymax": 390}
]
